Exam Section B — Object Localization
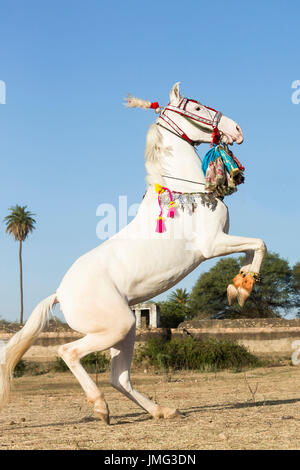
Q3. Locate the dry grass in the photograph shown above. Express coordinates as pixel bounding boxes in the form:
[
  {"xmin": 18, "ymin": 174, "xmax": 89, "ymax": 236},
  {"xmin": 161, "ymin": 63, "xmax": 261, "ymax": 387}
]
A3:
[{"xmin": 0, "ymin": 365, "xmax": 300, "ymax": 450}]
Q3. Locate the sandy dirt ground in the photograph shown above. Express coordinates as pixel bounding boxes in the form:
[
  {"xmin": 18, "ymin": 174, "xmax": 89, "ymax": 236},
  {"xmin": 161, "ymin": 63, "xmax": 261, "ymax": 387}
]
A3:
[{"xmin": 0, "ymin": 365, "xmax": 300, "ymax": 450}]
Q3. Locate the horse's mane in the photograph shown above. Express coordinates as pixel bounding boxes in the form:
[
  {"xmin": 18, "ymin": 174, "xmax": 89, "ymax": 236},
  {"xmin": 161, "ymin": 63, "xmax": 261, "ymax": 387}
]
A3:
[{"xmin": 144, "ymin": 124, "xmax": 172, "ymax": 186}]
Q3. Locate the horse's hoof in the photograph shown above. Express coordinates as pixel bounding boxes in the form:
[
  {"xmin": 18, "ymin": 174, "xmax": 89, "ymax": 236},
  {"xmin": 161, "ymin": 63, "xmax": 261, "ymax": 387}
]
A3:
[
  {"xmin": 227, "ymin": 284, "xmax": 238, "ymax": 305},
  {"xmin": 95, "ymin": 410, "xmax": 110, "ymax": 425},
  {"xmin": 152, "ymin": 406, "xmax": 182, "ymax": 420},
  {"xmin": 165, "ymin": 408, "xmax": 183, "ymax": 419},
  {"xmin": 94, "ymin": 399, "xmax": 110, "ymax": 425},
  {"xmin": 237, "ymin": 287, "xmax": 250, "ymax": 307}
]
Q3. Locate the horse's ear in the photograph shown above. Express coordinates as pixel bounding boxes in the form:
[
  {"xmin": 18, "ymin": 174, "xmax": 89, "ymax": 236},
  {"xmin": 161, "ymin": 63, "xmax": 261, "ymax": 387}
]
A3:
[{"xmin": 169, "ymin": 82, "xmax": 181, "ymax": 105}]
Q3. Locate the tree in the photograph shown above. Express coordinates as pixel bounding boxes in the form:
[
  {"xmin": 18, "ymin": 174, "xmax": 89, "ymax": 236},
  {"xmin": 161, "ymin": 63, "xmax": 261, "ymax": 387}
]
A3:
[
  {"xmin": 158, "ymin": 301, "xmax": 190, "ymax": 328},
  {"xmin": 188, "ymin": 257, "xmax": 240, "ymax": 318},
  {"xmin": 292, "ymin": 262, "xmax": 300, "ymax": 290},
  {"xmin": 158, "ymin": 288, "xmax": 192, "ymax": 328},
  {"xmin": 189, "ymin": 253, "xmax": 294, "ymax": 319},
  {"xmin": 4, "ymin": 205, "xmax": 36, "ymax": 324},
  {"xmin": 245, "ymin": 252, "xmax": 293, "ymax": 318},
  {"xmin": 168, "ymin": 288, "xmax": 189, "ymax": 305},
  {"xmin": 292, "ymin": 262, "xmax": 300, "ymax": 316}
]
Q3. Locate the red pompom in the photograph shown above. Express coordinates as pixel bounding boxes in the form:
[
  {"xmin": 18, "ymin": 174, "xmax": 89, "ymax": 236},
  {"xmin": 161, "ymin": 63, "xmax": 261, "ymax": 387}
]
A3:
[{"xmin": 150, "ymin": 102, "xmax": 160, "ymax": 109}]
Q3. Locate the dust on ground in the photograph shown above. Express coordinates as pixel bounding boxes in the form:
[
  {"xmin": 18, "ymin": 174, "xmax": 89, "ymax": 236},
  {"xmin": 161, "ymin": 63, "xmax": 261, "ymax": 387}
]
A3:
[{"xmin": 0, "ymin": 365, "xmax": 300, "ymax": 450}]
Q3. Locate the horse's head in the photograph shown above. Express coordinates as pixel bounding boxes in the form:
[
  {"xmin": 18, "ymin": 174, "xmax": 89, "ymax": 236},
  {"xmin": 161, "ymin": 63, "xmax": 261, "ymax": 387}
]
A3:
[{"xmin": 160, "ymin": 82, "xmax": 244, "ymax": 146}]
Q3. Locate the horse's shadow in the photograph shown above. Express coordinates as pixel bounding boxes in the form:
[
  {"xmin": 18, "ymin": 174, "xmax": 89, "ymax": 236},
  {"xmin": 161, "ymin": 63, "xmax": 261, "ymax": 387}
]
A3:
[
  {"xmin": 181, "ymin": 397, "xmax": 300, "ymax": 416},
  {"xmin": 2, "ymin": 411, "xmax": 151, "ymax": 430},
  {"xmin": 4, "ymin": 397, "xmax": 300, "ymax": 430}
]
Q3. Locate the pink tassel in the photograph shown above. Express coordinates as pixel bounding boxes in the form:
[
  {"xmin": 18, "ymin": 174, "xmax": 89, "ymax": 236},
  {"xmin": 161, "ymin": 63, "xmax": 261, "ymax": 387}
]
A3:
[
  {"xmin": 167, "ymin": 207, "xmax": 176, "ymax": 218},
  {"xmin": 156, "ymin": 217, "xmax": 166, "ymax": 233},
  {"xmin": 154, "ymin": 185, "xmax": 177, "ymax": 233},
  {"xmin": 167, "ymin": 201, "xmax": 177, "ymax": 218}
]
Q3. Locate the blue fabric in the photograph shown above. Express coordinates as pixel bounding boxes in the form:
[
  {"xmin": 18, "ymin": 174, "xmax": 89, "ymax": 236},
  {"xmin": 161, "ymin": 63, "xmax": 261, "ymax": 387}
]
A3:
[
  {"xmin": 201, "ymin": 145, "xmax": 219, "ymax": 176},
  {"xmin": 202, "ymin": 144, "xmax": 239, "ymax": 177}
]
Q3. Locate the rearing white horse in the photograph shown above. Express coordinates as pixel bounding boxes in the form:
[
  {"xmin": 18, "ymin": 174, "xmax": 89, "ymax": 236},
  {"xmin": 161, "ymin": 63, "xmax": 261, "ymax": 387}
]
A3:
[{"xmin": 0, "ymin": 82, "xmax": 266, "ymax": 424}]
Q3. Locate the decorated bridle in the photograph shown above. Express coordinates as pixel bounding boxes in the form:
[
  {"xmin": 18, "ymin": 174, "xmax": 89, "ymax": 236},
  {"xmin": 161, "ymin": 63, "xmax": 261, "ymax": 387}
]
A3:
[
  {"xmin": 157, "ymin": 98, "xmax": 223, "ymax": 146},
  {"xmin": 125, "ymin": 94, "xmax": 222, "ymax": 146}
]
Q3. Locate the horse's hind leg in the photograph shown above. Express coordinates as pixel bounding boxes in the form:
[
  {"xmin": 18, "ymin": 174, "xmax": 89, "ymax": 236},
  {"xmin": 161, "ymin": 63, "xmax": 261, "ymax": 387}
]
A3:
[
  {"xmin": 58, "ymin": 312, "xmax": 135, "ymax": 425},
  {"xmin": 110, "ymin": 325, "xmax": 180, "ymax": 420}
]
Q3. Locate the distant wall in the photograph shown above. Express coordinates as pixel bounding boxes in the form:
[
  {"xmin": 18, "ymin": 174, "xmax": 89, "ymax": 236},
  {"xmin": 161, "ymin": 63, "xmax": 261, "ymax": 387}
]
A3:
[
  {"xmin": 1, "ymin": 318, "xmax": 300, "ymax": 361},
  {"xmin": 177, "ymin": 318, "xmax": 300, "ymax": 357}
]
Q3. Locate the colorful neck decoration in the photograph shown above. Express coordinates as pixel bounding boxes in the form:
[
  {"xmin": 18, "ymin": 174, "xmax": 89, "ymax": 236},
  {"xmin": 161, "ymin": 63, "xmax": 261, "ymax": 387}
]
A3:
[
  {"xmin": 154, "ymin": 184, "xmax": 178, "ymax": 233},
  {"xmin": 153, "ymin": 144, "xmax": 245, "ymax": 233}
]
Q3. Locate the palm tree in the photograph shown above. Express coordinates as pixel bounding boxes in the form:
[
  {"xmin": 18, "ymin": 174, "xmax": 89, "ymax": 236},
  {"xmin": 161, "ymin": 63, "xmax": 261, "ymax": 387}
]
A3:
[
  {"xmin": 4, "ymin": 205, "xmax": 36, "ymax": 324},
  {"xmin": 168, "ymin": 288, "xmax": 189, "ymax": 306}
]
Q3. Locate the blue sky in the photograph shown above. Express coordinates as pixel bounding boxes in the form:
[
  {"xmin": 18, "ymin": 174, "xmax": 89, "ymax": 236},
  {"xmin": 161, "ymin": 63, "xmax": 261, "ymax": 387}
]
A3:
[{"xmin": 0, "ymin": 0, "xmax": 299, "ymax": 322}]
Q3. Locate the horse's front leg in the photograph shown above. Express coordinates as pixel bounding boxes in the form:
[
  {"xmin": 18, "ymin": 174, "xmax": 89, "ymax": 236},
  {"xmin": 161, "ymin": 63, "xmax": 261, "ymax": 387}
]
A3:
[{"xmin": 205, "ymin": 233, "xmax": 266, "ymax": 307}]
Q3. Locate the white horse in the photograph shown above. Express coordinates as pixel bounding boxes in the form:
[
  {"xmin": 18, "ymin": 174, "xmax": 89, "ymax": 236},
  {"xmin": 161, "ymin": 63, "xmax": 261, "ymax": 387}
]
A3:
[{"xmin": 0, "ymin": 82, "xmax": 266, "ymax": 424}]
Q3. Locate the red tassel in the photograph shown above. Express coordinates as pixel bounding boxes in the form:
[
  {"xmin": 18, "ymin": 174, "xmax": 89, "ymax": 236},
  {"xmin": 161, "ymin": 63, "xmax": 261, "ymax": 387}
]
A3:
[
  {"xmin": 210, "ymin": 127, "xmax": 220, "ymax": 147},
  {"xmin": 156, "ymin": 217, "xmax": 166, "ymax": 233}
]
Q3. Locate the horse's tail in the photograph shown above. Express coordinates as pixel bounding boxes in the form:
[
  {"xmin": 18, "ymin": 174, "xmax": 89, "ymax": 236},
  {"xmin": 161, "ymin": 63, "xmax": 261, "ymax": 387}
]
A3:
[{"xmin": 0, "ymin": 293, "xmax": 57, "ymax": 407}]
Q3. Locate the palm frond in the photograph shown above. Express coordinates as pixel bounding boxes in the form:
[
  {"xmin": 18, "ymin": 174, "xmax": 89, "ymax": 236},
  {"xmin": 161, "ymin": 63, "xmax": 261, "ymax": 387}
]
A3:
[
  {"xmin": 3, "ymin": 205, "xmax": 36, "ymax": 241},
  {"xmin": 168, "ymin": 288, "xmax": 189, "ymax": 305}
]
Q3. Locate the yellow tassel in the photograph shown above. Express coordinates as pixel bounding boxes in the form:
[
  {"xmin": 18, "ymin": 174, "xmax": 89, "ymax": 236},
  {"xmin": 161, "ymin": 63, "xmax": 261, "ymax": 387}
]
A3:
[{"xmin": 155, "ymin": 183, "xmax": 165, "ymax": 194}]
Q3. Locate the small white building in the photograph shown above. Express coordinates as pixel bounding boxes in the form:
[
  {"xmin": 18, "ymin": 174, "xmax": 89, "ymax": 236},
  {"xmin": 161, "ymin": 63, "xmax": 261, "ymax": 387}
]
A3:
[{"xmin": 132, "ymin": 303, "xmax": 160, "ymax": 329}]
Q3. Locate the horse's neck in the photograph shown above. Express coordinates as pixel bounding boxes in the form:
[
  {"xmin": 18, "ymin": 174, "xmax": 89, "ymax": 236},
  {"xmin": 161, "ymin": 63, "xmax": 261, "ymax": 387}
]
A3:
[{"xmin": 146, "ymin": 125, "xmax": 206, "ymax": 193}]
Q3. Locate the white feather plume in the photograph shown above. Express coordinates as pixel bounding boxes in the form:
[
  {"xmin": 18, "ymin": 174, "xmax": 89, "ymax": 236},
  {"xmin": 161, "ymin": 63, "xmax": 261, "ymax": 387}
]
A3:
[{"xmin": 124, "ymin": 94, "xmax": 152, "ymax": 109}]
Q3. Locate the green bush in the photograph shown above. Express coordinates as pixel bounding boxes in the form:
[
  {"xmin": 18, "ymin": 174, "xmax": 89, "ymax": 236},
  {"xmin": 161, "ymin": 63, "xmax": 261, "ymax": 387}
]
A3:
[
  {"xmin": 135, "ymin": 336, "xmax": 260, "ymax": 372},
  {"xmin": 13, "ymin": 359, "xmax": 27, "ymax": 377},
  {"xmin": 13, "ymin": 360, "xmax": 49, "ymax": 377},
  {"xmin": 54, "ymin": 352, "xmax": 110, "ymax": 373},
  {"xmin": 53, "ymin": 357, "xmax": 69, "ymax": 372},
  {"xmin": 81, "ymin": 352, "xmax": 110, "ymax": 373}
]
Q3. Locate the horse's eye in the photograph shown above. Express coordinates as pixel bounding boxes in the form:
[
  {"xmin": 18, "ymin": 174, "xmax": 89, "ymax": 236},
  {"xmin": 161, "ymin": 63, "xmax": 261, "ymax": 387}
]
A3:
[{"xmin": 195, "ymin": 106, "xmax": 201, "ymax": 111}]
